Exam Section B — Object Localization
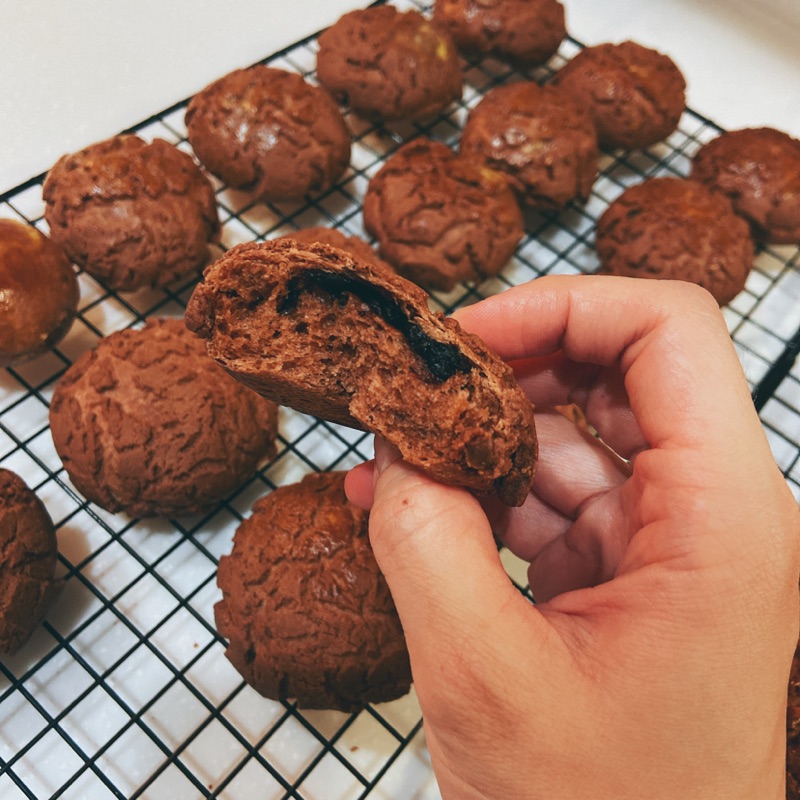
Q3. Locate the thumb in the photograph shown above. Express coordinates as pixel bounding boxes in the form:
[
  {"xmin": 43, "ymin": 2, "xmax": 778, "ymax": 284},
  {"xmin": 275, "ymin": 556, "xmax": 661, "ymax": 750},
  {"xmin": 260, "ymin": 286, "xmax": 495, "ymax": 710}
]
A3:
[{"xmin": 369, "ymin": 437, "xmax": 538, "ymax": 683}]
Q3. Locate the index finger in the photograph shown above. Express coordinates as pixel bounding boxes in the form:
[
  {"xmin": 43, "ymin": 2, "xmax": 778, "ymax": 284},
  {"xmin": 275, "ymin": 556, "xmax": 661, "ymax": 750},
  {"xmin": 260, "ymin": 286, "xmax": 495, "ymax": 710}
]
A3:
[{"xmin": 454, "ymin": 274, "xmax": 757, "ymax": 459}]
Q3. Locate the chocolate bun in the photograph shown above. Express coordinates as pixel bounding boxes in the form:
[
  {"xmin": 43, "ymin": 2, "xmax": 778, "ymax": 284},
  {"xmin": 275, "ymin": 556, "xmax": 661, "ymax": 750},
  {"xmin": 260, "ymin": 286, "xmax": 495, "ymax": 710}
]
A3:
[
  {"xmin": 363, "ymin": 138, "xmax": 524, "ymax": 291},
  {"xmin": 692, "ymin": 127, "xmax": 800, "ymax": 245},
  {"xmin": 788, "ymin": 641, "xmax": 800, "ymax": 797},
  {"xmin": 595, "ymin": 177, "xmax": 754, "ymax": 305},
  {"xmin": 43, "ymin": 135, "xmax": 219, "ymax": 291},
  {"xmin": 433, "ymin": 0, "xmax": 566, "ymax": 66},
  {"xmin": 0, "ymin": 218, "xmax": 79, "ymax": 367},
  {"xmin": 185, "ymin": 239, "xmax": 537, "ymax": 506},
  {"xmin": 0, "ymin": 469, "xmax": 61, "ymax": 654},
  {"xmin": 49, "ymin": 318, "xmax": 278, "ymax": 518},
  {"xmin": 460, "ymin": 81, "xmax": 598, "ymax": 210},
  {"xmin": 316, "ymin": 6, "xmax": 462, "ymax": 121},
  {"xmin": 552, "ymin": 41, "xmax": 686, "ymax": 150},
  {"xmin": 185, "ymin": 66, "xmax": 351, "ymax": 202},
  {"xmin": 216, "ymin": 471, "xmax": 411, "ymax": 711}
]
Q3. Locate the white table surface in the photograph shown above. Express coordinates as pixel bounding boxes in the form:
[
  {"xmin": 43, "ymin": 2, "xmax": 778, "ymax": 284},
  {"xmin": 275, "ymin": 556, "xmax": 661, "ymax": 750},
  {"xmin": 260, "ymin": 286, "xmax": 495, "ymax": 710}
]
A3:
[{"xmin": 1, "ymin": 0, "xmax": 799, "ymax": 195}]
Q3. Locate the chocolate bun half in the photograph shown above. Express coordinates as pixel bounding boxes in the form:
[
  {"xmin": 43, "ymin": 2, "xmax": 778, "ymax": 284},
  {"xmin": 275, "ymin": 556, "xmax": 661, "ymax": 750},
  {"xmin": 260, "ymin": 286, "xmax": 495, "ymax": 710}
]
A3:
[{"xmin": 185, "ymin": 239, "xmax": 536, "ymax": 506}]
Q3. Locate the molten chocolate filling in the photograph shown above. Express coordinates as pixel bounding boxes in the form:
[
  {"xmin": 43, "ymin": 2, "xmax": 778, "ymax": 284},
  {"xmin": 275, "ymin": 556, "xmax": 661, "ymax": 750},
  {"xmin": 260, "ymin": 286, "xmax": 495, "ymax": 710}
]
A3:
[{"xmin": 277, "ymin": 269, "xmax": 473, "ymax": 382}]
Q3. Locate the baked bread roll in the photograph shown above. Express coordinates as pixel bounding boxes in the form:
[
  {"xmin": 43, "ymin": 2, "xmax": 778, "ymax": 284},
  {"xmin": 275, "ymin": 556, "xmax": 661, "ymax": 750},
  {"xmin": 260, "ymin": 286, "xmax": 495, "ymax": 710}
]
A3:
[
  {"xmin": 216, "ymin": 471, "xmax": 411, "ymax": 711},
  {"xmin": 595, "ymin": 177, "xmax": 754, "ymax": 306},
  {"xmin": 43, "ymin": 135, "xmax": 219, "ymax": 291},
  {"xmin": 0, "ymin": 468, "xmax": 61, "ymax": 654},
  {"xmin": 316, "ymin": 6, "xmax": 462, "ymax": 122},
  {"xmin": 185, "ymin": 239, "xmax": 537, "ymax": 506},
  {"xmin": 362, "ymin": 138, "xmax": 524, "ymax": 291},
  {"xmin": 691, "ymin": 127, "xmax": 800, "ymax": 245},
  {"xmin": 433, "ymin": 0, "xmax": 566, "ymax": 66},
  {"xmin": 460, "ymin": 81, "xmax": 598, "ymax": 210},
  {"xmin": 0, "ymin": 218, "xmax": 79, "ymax": 367},
  {"xmin": 551, "ymin": 41, "xmax": 686, "ymax": 151},
  {"xmin": 788, "ymin": 640, "xmax": 800, "ymax": 797},
  {"xmin": 185, "ymin": 66, "xmax": 351, "ymax": 203},
  {"xmin": 49, "ymin": 318, "xmax": 278, "ymax": 518}
]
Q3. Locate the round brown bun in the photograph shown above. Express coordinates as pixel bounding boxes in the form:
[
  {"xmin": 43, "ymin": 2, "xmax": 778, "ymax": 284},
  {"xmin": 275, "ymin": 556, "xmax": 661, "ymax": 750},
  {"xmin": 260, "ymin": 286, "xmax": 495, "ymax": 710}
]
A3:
[
  {"xmin": 49, "ymin": 318, "xmax": 278, "ymax": 518},
  {"xmin": 363, "ymin": 138, "xmax": 523, "ymax": 291},
  {"xmin": 433, "ymin": 0, "xmax": 566, "ymax": 66},
  {"xmin": 460, "ymin": 81, "xmax": 598, "ymax": 210},
  {"xmin": 185, "ymin": 66, "xmax": 351, "ymax": 202},
  {"xmin": 43, "ymin": 135, "xmax": 219, "ymax": 292},
  {"xmin": 316, "ymin": 6, "xmax": 462, "ymax": 121},
  {"xmin": 787, "ymin": 641, "xmax": 800, "ymax": 797},
  {"xmin": 692, "ymin": 127, "xmax": 800, "ymax": 245},
  {"xmin": 0, "ymin": 468, "xmax": 61, "ymax": 654},
  {"xmin": 215, "ymin": 471, "xmax": 412, "ymax": 711},
  {"xmin": 552, "ymin": 41, "xmax": 686, "ymax": 150},
  {"xmin": 185, "ymin": 239, "xmax": 538, "ymax": 507},
  {"xmin": 0, "ymin": 218, "xmax": 79, "ymax": 367},
  {"xmin": 595, "ymin": 177, "xmax": 754, "ymax": 306}
]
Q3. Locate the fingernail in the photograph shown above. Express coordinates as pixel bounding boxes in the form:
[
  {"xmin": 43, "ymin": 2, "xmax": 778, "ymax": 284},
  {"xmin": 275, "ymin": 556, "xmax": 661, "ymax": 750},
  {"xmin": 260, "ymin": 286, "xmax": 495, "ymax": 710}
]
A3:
[{"xmin": 374, "ymin": 437, "xmax": 401, "ymax": 476}]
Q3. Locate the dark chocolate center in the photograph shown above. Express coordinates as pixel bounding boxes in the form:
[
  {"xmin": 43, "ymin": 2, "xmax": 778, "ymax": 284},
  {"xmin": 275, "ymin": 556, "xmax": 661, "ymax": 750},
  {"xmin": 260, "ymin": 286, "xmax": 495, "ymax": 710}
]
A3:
[{"xmin": 277, "ymin": 269, "xmax": 473, "ymax": 382}]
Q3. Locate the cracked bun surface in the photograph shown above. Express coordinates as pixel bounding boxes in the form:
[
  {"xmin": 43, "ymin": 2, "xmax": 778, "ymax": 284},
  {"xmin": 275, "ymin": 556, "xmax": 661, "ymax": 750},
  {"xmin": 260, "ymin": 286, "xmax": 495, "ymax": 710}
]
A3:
[
  {"xmin": 595, "ymin": 177, "xmax": 754, "ymax": 306},
  {"xmin": 433, "ymin": 0, "xmax": 566, "ymax": 66},
  {"xmin": 215, "ymin": 471, "xmax": 411, "ymax": 711},
  {"xmin": 460, "ymin": 81, "xmax": 598, "ymax": 210},
  {"xmin": 0, "ymin": 218, "xmax": 79, "ymax": 367},
  {"xmin": 277, "ymin": 227, "xmax": 392, "ymax": 273},
  {"xmin": 691, "ymin": 127, "xmax": 800, "ymax": 245},
  {"xmin": 185, "ymin": 66, "xmax": 351, "ymax": 202},
  {"xmin": 316, "ymin": 6, "xmax": 462, "ymax": 121},
  {"xmin": 49, "ymin": 318, "xmax": 278, "ymax": 518},
  {"xmin": 185, "ymin": 239, "xmax": 537, "ymax": 506},
  {"xmin": 43, "ymin": 135, "xmax": 219, "ymax": 291},
  {"xmin": 552, "ymin": 41, "xmax": 686, "ymax": 150},
  {"xmin": 0, "ymin": 468, "xmax": 61, "ymax": 654},
  {"xmin": 362, "ymin": 138, "xmax": 524, "ymax": 291}
]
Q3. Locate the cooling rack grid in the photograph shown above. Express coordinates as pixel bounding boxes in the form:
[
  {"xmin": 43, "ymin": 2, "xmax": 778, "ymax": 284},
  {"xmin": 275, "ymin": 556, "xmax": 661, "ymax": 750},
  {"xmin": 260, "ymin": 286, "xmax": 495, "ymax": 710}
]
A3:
[{"xmin": 1, "ymin": 1, "xmax": 799, "ymax": 797}]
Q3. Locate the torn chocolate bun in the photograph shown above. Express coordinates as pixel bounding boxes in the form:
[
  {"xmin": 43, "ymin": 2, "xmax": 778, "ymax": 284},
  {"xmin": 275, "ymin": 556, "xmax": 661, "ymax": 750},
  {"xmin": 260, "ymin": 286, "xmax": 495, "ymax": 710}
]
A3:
[{"xmin": 185, "ymin": 240, "xmax": 537, "ymax": 506}]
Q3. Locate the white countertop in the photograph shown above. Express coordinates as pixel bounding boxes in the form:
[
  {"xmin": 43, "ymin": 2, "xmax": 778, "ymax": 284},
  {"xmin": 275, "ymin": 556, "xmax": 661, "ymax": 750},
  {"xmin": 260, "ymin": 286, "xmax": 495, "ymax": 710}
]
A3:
[{"xmin": 1, "ymin": 0, "xmax": 799, "ymax": 195}]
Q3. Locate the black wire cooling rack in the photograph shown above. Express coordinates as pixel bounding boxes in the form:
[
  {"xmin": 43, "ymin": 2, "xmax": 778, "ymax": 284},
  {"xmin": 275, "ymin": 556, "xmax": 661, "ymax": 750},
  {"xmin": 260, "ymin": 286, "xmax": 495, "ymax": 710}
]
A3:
[{"xmin": 2, "ymin": 1, "xmax": 800, "ymax": 797}]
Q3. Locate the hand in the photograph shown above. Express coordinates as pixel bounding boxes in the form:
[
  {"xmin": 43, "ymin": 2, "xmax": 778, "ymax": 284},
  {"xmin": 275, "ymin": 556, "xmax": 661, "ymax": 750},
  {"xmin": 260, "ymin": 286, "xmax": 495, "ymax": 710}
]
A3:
[{"xmin": 345, "ymin": 275, "xmax": 800, "ymax": 800}]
